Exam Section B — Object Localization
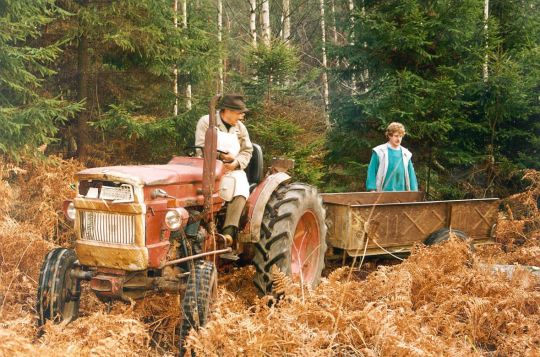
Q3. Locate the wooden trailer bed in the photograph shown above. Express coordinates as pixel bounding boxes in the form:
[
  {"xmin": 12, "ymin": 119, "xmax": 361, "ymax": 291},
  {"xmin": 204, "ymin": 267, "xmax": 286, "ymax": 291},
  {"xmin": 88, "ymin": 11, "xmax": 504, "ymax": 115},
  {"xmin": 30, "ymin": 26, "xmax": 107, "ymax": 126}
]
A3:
[{"xmin": 321, "ymin": 192, "xmax": 499, "ymax": 256}]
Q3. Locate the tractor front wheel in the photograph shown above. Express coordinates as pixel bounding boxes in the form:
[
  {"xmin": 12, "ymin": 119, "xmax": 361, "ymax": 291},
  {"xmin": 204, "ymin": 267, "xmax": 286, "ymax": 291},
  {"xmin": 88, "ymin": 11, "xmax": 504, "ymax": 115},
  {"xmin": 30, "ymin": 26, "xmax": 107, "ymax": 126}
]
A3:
[
  {"xmin": 179, "ymin": 261, "xmax": 218, "ymax": 355},
  {"xmin": 253, "ymin": 183, "xmax": 327, "ymax": 296},
  {"xmin": 36, "ymin": 248, "xmax": 81, "ymax": 327}
]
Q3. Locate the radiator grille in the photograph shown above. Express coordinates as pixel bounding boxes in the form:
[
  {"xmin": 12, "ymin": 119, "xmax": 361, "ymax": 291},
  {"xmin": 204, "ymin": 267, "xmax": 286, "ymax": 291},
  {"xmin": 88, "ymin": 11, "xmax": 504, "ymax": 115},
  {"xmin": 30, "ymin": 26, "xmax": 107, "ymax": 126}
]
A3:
[{"xmin": 80, "ymin": 211, "xmax": 136, "ymax": 245}]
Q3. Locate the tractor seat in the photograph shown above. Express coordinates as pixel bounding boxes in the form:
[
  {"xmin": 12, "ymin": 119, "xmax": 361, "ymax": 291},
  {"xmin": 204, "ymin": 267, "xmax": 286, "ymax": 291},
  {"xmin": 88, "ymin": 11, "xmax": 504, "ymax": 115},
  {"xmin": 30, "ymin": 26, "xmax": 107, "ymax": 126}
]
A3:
[{"xmin": 245, "ymin": 143, "xmax": 263, "ymax": 191}]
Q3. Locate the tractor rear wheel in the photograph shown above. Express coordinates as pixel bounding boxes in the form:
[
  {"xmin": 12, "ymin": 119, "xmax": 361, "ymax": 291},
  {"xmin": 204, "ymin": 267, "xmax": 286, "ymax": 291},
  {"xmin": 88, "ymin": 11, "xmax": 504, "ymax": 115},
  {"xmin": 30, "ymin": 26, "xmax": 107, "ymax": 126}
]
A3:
[
  {"xmin": 36, "ymin": 248, "xmax": 81, "ymax": 327},
  {"xmin": 179, "ymin": 261, "xmax": 217, "ymax": 355},
  {"xmin": 253, "ymin": 183, "xmax": 327, "ymax": 296}
]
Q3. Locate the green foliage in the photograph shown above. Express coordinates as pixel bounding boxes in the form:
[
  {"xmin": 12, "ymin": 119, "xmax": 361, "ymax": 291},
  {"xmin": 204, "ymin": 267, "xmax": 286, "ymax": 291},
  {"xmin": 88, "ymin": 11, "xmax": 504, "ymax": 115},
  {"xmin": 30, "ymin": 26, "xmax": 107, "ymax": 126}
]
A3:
[
  {"xmin": 0, "ymin": 0, "xmax": 80, "ymax": 161},
  {"xmin": 36, "ymin": 0, "xmax": 222, "ymax": 160},
  {"xmin": 91, "ymin": 101, "xmax": 204, "ymax": 164},
  {"xmin": 248, "ymin": 41, "xmax": 299, "ymax": 82},
  {"xmin": 243, "ymin": 41, "xmax": 301, "ymax": 101},
  {"xmin": 246, "ymin": 101, "xmax": 326, "ymax": 186},
  {"xmin": 328, "ymin": 0, "xmax": 539, "ymax": 197},
  {"xmin": 1, "ymin": 0, "xmax": 536, "ymax": 200},
  {"xmin": 176, "ymin": 2, "xmax": 221, "ymax": 87}
]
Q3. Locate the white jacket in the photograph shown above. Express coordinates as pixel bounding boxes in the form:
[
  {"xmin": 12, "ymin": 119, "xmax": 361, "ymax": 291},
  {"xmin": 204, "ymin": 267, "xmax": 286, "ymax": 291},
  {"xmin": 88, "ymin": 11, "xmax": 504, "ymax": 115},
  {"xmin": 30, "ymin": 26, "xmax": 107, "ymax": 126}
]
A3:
[{"xmin": 373, "ymin": 143, "xmax": 412, "ymax": 191}]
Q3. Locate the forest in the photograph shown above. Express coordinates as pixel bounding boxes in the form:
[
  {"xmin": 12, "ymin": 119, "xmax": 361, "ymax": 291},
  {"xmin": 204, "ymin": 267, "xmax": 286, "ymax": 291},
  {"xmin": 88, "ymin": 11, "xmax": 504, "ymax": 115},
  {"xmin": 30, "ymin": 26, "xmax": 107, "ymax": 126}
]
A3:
[
  {"xmin": 2, "ymin": 0, "xmax": 538, "ymax": 196},
  {"xmin": 1, "ymin": 0, "xmax": 539, "ymax": 356}
]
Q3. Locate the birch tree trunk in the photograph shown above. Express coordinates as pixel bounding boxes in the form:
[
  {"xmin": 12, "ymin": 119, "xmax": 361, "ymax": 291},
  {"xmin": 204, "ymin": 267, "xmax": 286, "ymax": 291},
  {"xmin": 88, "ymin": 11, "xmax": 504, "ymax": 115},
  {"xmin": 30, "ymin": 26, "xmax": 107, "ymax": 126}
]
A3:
[
  {"xmin": 483, "ymin": 0, "xmax": 489, "ymax": 81},
  {"xmin": 76, "ymin": 0, "xmax": 90, "ymax": 159},
  {"xmin": 282, "ymin": 0, "xmax": 290, "ymax": 44},
  {"xmin": 319, "ymin": 0, "xmax": 330, "ymax": 128},
  {"xmin": 77, "ymin": 32, "xmax": 90, "ymax": 158},
  {"xmin": 173, "ymin": 0, "xmax": 179, "ymax": 116},
  {"xmin": 360, "ymin": 2, "xmax": 369, "ymax": 93},
  {"xmin": 330, "ymin": 0, "xmax": 338, "ymax": 43},
  {"xmin": 348, "ymin": 0, "xmax": 357, "ymax": 93},
  {"xmin": 261, "ymin": 0, "xmax": 271, "ymax": 46},
  {"xmin": 218, "ymin": 0, "xmax": 224, "ymax": 93},
  {"xmin": 250, "ymin": 0, "xmax": 257, "ymax": 47},
  {"xmin": 182, "ymin": 0, "xmax": 192, "ymax": 109}
]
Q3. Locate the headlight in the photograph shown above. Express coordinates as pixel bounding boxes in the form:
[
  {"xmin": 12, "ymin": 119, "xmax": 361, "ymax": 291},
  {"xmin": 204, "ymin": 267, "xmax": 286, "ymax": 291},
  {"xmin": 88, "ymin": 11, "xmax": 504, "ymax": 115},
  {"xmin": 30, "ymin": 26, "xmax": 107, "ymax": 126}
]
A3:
[
  {"xmin": 63, "ymin": 200, "xmax": 76, "ymax": 221},
  {"xmin": 165, "ymin": 208, "xmax": 189, "ymax": 231}
]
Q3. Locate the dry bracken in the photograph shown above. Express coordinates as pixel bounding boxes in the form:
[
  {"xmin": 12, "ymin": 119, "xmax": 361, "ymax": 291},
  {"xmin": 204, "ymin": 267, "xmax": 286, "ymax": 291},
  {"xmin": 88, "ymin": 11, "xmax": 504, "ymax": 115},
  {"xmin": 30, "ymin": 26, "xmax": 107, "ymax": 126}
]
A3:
[{"xmin": 1, "ymin": 159, "xmax": 539, "ymax": 356}]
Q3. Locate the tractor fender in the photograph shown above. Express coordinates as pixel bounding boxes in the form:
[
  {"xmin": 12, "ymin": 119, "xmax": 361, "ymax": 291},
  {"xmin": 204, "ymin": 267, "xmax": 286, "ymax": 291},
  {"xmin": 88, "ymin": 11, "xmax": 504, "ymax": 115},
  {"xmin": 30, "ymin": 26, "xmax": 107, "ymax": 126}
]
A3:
[{"xmin": 238, "ymin": 172, "xmax": 291, "ymax": 243}]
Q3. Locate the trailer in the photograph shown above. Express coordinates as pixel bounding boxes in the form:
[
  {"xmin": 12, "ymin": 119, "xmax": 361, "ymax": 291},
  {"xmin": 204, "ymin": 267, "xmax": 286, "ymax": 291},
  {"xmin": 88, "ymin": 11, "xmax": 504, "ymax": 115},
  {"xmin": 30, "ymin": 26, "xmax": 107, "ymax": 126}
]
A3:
[{"xmin": 322, "ymin": 191, "xmax": 499, "ymax": 257}]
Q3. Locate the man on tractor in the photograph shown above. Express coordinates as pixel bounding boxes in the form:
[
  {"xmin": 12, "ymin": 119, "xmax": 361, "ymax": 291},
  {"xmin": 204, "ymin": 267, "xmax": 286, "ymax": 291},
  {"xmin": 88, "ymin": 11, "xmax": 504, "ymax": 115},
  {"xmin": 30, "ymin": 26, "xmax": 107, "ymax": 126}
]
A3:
[{"xmin": 195, "ymin": 94, "xmax": 253, "ymax": 242}]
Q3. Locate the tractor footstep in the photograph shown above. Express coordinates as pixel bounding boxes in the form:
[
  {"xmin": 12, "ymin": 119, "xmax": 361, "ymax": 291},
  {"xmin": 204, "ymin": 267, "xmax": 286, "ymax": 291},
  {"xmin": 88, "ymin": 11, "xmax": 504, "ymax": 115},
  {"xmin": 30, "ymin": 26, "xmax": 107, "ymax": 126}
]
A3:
[{"xmin": 220, "ymin": 252, "xmax": 240, "ymax": 261}]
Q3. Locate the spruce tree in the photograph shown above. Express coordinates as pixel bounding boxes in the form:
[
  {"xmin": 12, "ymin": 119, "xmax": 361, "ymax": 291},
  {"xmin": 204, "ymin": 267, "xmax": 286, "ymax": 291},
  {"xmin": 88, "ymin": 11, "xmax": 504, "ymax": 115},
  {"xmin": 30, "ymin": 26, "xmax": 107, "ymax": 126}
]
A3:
[
  {"xmin": 44, "ymin": 0, "xmax": 221, "ymax": 162},
  {"xmin": 0, "ymin": 0, "xmax": 80, "ymax": 160},
  {"xmin": 328, "ymin": 0, "xmax": 539, "ymax": 197}
]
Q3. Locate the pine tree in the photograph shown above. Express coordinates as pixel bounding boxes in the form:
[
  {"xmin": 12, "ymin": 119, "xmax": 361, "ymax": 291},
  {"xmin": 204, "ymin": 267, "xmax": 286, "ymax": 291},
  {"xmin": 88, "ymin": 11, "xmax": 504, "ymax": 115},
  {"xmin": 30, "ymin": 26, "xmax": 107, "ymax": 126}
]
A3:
[{"xmin": 0, "ymin": 0, "xmax": 80, "ymax": 160}]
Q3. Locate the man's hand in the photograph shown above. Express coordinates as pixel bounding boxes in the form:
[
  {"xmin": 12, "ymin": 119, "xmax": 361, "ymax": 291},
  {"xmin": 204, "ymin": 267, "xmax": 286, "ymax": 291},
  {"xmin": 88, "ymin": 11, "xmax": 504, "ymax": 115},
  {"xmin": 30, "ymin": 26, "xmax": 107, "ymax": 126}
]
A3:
[
  {"xmin": 219, "ymin": 152, "xmax": 238, "ymax": 172},
  {"xmin": 219, "ymin": 152, "xmax": 235, "ymax": 163},
  {"xmin": 223, "ymin": 161, "xmax": 238, "ymax": 172}
]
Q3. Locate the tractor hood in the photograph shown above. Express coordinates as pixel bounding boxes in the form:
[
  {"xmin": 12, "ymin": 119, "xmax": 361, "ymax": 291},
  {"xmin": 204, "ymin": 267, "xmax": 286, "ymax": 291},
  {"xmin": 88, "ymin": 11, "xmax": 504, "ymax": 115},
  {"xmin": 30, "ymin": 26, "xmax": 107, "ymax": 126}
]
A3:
[{"xmin": 76, "ymin": 157, "xmax": 223, "ymax": 186}]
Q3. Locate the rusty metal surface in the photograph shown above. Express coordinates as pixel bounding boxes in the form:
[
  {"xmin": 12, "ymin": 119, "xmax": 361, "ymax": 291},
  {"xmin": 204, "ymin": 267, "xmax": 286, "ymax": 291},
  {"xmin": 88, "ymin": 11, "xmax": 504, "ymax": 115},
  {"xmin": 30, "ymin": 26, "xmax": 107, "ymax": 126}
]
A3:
[
  {"xmin": 202, "ymin": 95, "xmax": 221, "ymax": 222},
  {"xmin": 77, "ymin": 158, "xmax": 223, "ymax": 187},
  {"xmin": 270, "ymin": 158, "xmax": 295, "ymax": 173},
  {"xmin": 325, "ymin": 204, "xmax": 362, "ymax": 251},
  {"xmin": 141, "ymin": 184, "xmax": 223, "ymax": 211},
  {"xmin": 238, "ymin": 172, "xmax": 291, "ymax": 243},
  {"xmin": 322, "ymin": 191, "xmax": 424, "ymax": 205},
  {"xmin": 161, "ymin": 247, "xmax": 232, "ymax": 267},
  {"xmin": 75, "ymin": 201, "xmax": 147, "ymax": 270},
  {"xmin": 90, "ymin": 274, "xmax": 125, "ymax": 300},
  {"xmin": 351, "ymin": 197, "xmax": 498, "ymax": 208},
  {"xmin": 74, "ymin": 198, "xmax": 144, "ymax": 214},
  {"xmin": 146, "ymin": 241, "xmax": 170, "ymax": 268},
  {"xmin": 75, "ymin": 240, "xmax": 149, "ymax": 271},
  {"xmin": 449, "ymin": 200, "xmax": 499, "ymax": 239},
  {"xmin": 325, "ymin": 197, "xmax": 499, "ymax": 256}
]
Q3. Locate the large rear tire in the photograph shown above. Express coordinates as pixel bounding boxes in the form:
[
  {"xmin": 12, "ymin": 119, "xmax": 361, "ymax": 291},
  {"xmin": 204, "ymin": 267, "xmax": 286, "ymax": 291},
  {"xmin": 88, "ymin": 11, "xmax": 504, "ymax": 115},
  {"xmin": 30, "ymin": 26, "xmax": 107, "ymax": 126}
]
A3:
[
  {"xmin": 253, "ymin": 183, "xmax": 327, "ymax": 296},
  {"xmin": 179, "ymin": 261, "xmax": 218, "ymax": 355},
  {"xmin": 36, "ymin": 248, "xmax": 81, "ymax": 327}
]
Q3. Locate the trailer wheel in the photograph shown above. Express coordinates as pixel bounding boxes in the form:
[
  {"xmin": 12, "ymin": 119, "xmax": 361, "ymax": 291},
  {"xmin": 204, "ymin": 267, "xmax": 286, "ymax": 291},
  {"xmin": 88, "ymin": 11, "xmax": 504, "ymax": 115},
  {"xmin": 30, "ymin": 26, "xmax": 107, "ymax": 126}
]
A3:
[
  {"xmin": 179, "ymin": 261, "xmax": 217, "ymax": 355},
  {"xmin": 36, "ymin": 248, "xmax": 81, "ymax": 327},
  {"xmin": 424, "ymin": 228, "xmax": 471, "ymax": 246},
  {"xmin": 253, "ymin": 183, "xmax": 327, "ymax": 296}
]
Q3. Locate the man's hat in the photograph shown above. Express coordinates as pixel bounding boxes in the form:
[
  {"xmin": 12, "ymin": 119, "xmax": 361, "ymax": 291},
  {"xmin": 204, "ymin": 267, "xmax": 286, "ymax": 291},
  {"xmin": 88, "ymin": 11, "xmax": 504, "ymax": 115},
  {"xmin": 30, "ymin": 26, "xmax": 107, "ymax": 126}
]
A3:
[{"xmin": 220, "ymin": 94, "xmax": 249, "ymax": 113}]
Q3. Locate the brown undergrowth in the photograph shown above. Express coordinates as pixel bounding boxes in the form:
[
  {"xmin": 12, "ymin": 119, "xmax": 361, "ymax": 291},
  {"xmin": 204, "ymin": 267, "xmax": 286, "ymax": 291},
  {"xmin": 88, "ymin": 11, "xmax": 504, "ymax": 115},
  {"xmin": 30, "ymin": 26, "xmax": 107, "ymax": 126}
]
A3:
[
  {"xmin": 185, "ymin": 240, "xmax": 539, "ymax": 356},
  {"xmin": 1, "ymin": 159, "xmax": 539, "ymax": 356}
]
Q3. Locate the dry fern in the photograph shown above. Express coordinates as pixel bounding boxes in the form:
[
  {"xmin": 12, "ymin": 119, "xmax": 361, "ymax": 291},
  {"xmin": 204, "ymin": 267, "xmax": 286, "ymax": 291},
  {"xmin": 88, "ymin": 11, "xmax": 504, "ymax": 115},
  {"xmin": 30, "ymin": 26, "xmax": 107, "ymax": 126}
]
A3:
[
  {"xmin": 270, "ymin": 264, "xmax": 293, "ymax": 297},
  {"xmin": 1, "ymin": 161, "xmax": 540, "ymax": 356}
]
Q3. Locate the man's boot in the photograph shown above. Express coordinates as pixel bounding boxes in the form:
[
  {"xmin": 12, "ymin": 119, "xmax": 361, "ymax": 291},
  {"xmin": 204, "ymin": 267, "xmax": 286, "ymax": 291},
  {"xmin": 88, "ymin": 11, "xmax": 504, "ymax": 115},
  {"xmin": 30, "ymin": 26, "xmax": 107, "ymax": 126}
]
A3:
[
  {"xmin": 220, "ymin": 196, "xmax": 245, "ymax": 261},
  {"xmin": 221, "ymin": 225, "xmax": 238, "ymax": 240},
  {"xmin": 220, "ymin": 225, "xmax": 239, "ymax": 261},
  {"xmin": 223, "ymin": 196, "xmax": 246, "ymax": 237}
]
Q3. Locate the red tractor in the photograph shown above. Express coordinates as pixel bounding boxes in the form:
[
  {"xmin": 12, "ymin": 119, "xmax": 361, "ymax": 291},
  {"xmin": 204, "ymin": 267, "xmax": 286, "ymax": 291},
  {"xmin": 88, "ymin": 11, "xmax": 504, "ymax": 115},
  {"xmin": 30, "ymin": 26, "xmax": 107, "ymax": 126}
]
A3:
[{"xmin": 36, "ymin": 95, "xmax": 327, "ymax": 349}]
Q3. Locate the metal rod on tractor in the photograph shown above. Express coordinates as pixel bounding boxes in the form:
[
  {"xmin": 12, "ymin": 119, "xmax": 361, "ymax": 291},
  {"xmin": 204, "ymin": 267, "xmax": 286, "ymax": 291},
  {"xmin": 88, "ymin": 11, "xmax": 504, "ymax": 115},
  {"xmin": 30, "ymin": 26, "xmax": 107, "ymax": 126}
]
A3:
[
  {"xmin": 202, "ymin": 94, "xmax": 221, "ymax": 222},
  {"xmin": 161, "ymin": 247, "xmax": 233, "ymax": 267}
]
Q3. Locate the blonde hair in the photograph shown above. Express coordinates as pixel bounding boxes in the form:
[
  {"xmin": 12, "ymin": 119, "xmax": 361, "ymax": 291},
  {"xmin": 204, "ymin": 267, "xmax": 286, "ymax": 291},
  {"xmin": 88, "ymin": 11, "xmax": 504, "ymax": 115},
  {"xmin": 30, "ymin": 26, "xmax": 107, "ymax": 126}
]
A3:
[{"xmin": 385, "ymin": 122, "xmax": 406, "ymax": 137}]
